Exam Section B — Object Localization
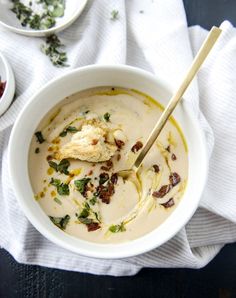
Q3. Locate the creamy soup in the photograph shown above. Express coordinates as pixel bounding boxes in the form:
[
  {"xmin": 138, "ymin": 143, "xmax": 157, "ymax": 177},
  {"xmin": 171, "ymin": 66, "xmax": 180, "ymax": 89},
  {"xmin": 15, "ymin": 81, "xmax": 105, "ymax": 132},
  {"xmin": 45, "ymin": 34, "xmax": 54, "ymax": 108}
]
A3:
[{"xmin": 29, "ymin": 87, "xmax": 188, "ymax": 243}]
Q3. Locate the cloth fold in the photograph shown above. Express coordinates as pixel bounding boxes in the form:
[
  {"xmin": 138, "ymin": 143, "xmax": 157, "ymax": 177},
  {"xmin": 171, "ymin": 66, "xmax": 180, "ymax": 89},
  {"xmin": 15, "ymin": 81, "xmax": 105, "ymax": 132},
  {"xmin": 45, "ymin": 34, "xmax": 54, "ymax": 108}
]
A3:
[{"xmin": 0, "ymin": 0, "xmax": 236, "ymax": 276}]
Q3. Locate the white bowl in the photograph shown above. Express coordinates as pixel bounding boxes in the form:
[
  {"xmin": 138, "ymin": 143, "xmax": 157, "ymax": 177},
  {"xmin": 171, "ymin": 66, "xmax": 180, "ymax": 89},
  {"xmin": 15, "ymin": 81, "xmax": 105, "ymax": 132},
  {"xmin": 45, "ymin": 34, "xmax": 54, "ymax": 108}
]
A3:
[
  {"xmin": 0, "ymin": 0, "xmax": 87, "ymax": 37},
  {"xmin": 0, "ymin": 51, "xmax": 15, "ymax": 116},
  {"xmin": 8, "ymin": 65, "xmax": 208, "ymax": 259}
]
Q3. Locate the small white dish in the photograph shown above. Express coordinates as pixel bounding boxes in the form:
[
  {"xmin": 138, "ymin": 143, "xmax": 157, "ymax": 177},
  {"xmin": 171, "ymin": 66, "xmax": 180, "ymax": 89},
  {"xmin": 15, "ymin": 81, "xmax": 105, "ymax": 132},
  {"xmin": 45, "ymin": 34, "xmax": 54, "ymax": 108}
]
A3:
[
  {"xmin": 0, "ymin": 0, "xmax": 87, "ymax": 37},
  {"xmin": 0, "ymin": 52, "xmax": 15, "ymax": 116},
  {"xmin": 8, "ymin": 65, "xmax": 208, "ymax": 259}
]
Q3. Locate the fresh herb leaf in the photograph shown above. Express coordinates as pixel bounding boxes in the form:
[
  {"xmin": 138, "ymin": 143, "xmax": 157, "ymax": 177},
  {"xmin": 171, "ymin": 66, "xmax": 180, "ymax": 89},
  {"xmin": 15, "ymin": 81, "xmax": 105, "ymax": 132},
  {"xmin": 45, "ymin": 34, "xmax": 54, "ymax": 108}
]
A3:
[
  {"xmin": 48, "ymin": 160, "xmax": 58, "ymax": 171},
  {"xmin": 50, "ymin": 178, "xmax": 69, "ymax": 196},
  {"xmin": 54, "ymin": 197, "xmax": 62, "ymax": 205},
  {"xmin": 11, "ymin": 0, "xmax": 61, "ymax": 30},
  {"xmin": 78, "ymin": 217, "xmax": 93, "ymax": 225},
  {"xmin": 50, "ymin": 177, "xmax": 61, "ymax": 187},
  {"xmin": 78, "ymin": 208, "xmax": 89, "ymax": 219},
  {"xmin": 110, "ymin": 10, "xmax": 119, "ymax": 20},
  {"xmin": 74, "ymin": 178, "xmax": 91, "ymax": 194},
  {"xmin": 94, "ymin": 212, "xmax": 101, "ymax": 223},
  {"xmin": 89, "ymin": 196, "xmax": 97, "ymax": 205},
  {"xmin": 48, "ymin": 159, "xmax": 70, "ymax": 175},
  {"xmin": 41, "ymin": 34, "xmax": 69, "ymax": 67},
  {"xmin": 57, "ymin": 183, "xmax": 69, "ymax": 196},
  {"xmin": 49, "ymin": 214, "xmax": 70, "ymax": 230},
  {"xmin": 103, "ymin": 112, "xmax": 111, "ymax": 122},
  {"xmin": 59, "ymin": 126, "xmax": 78, "ymax": 137},
  {"xmin": 66, "ymin": 126, "xmax": 78, "ymax": 133},
  {"xmin": 35, "ymin": 131, "xmax": 45, "ymax": 143},
  {"xmin": 59, "ymin": 130, "xmax": 67, "ymax": 137},
  {"xmin": 109, "ymin": 222, "xmax": 126, "ymax": 233},
  {"xmin": 57, "ymin": 159, "xmax": 70, "ymax": 175}
]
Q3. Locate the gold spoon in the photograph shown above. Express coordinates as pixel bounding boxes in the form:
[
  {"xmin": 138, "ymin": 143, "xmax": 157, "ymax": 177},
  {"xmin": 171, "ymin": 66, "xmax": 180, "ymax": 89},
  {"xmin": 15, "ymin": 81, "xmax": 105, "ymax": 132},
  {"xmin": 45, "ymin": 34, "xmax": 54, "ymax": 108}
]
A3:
[{"xmin": 119, "ymin": 26, "xmax": 222, "ymax": 187}]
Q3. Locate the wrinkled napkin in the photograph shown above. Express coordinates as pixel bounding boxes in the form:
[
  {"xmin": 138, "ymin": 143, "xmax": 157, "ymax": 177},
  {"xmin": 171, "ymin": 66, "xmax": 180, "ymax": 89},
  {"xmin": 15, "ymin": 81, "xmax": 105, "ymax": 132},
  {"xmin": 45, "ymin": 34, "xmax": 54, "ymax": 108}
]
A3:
[{"xmin": 0, "ymin": 0, "xmax": 236, "ymax": 276}]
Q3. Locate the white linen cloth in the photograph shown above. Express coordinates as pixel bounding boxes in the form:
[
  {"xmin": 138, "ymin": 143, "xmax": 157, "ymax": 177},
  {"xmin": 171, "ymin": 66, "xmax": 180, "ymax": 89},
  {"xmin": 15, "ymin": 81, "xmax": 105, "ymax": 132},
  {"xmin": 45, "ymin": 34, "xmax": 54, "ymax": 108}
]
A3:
[{"xmin": 0, "ymin": 0, "xmax": 236, "ymax": 276}]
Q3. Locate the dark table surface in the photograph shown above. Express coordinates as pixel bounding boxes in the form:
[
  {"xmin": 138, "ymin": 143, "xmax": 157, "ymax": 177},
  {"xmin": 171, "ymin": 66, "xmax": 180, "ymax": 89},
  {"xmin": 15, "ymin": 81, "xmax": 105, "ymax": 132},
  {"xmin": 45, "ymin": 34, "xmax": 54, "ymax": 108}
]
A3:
[{"xmin": 1, "ymin": 1, "xmax": 236, "ymax": 297}]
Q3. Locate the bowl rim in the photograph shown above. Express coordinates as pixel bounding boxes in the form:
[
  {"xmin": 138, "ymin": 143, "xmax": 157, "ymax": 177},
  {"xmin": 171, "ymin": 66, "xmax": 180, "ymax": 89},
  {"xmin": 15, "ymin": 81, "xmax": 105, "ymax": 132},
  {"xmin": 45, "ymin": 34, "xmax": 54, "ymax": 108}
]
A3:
[
  {"xmin": 8, "ymin": 64, "xmax": 209, "ymax": 259},
  {"xmin": 0, "ymin": 51, "xmax": 15, "ymax": 116},
  {"xmin": 0, "ymin": 0, "xmax": 88, "ymax": 37}
]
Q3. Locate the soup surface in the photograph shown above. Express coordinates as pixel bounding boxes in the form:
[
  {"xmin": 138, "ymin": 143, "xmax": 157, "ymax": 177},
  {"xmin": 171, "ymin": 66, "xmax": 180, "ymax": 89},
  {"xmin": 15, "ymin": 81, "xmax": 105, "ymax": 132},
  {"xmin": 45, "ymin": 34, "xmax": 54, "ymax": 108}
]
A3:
[{"xmin": 29, "ymin": 87, "xmax": 188, "ymax": 243}]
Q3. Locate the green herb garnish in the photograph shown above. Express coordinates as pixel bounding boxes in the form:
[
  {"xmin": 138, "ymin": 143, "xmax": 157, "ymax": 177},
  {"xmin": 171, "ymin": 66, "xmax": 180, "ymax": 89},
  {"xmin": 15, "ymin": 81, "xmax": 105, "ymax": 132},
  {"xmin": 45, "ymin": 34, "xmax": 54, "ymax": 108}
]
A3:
[
  {"xmin": 59, "ymin": 126, "xmax": 78, "ymax": 137},
  {"xmin": 74, "ymin": 178, "xmax": 91, "ymax": 194},
  {"xmin": 48, "ymin": 159, "xmax": 70, "ymax": 175},
  {"xmin": 103, "ymin": 112, "xmax": 111, "ymax": 122},
  {"xmin": 109, "ymin": 222, "xmax": 126, "ymax": 233},
  {"xmin": 89, "ymin": 196, "xmax": 97, "ymax": 205},
  {"xmin": 78, "ymin": 208, "xmax": 89, "ymax": 219},
  {"xmin": 49, "ymin": 214, "xmax": 70, "ymax": 230},
  {"xmin": 41, "ymin": 34, "xmax": 68, "ymax": 67},
  {"xmin": 50, "ymin": 178, "xmax": 69, "ymax": 196},
  {"xmin": 35, "ymin": 131, "xmax": 45, "ymax": 143},
  {"xmin": 78, "ymin": 217, "xmax": 93, "ymax": 225},
  {"xmin": 54, "ymin": 197, "xmax": 62, "ymax": 205},
  {"xmin": 11, "ymin": 0, "xmax": 65, "ymax": 29},
  {"xmin": 110, "ymin": 10, "xmax": 119, "ymax": 20}
]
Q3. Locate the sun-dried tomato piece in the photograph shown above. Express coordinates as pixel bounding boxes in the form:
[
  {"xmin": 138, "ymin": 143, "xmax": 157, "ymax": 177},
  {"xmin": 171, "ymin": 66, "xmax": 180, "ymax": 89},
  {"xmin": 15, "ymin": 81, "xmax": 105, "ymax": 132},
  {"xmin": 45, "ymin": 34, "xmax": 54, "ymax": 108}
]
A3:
[
  {"xmin": 161, "ymin": 198, "xmax": 175, "ymax": 208},
  {"xmin": 169, "ymin": 172, "xmax": 181, "ymax": 186},
  {"xmin": 87, "ymin": 222, "xmax": 101, "ymax": 232},
  {"xmin": 97, "ymin": 182, "xmax": 115, "ymax": 204},
  {"xmin": 153, "ymin": 164, "xmax": 160, "ymax": 173},
  {"xmin": 131, "ymin": 141, "xmax": 143, "ymax": 153},
  {"xmin": 101, "ymin": 160, "xmax": 113, "ymax": 171},
  {"xmin": 111, "ymin": 173, "xmax": 118, "ymax": 185},
  {"xmin": 152, "ymin": 184, "xmax": 172, "ymax": 198}
]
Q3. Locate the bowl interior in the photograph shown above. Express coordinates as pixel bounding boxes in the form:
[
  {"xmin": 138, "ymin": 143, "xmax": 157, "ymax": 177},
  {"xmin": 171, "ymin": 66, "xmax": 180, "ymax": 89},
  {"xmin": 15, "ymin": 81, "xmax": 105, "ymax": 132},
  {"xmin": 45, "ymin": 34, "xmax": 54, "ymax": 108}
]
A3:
[
  {"xmin": 0, "ymin": 0, "xmax": 87, "ymax": 36},
  {"xmin": 9, "ymin": 65, "xmax": 208, "ymax": 259}
]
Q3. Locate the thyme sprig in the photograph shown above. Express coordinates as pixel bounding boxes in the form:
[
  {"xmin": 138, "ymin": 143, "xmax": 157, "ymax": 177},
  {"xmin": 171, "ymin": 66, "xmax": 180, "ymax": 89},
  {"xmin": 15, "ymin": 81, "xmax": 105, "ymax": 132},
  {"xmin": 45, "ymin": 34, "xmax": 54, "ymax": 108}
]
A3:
[
  {"xmin": 41, "ymin": 34, "xmax": 69, "ymax": 67},
  {"xmin": 11, "ymin": 0, "xmax": 65, "ymax": 30}
]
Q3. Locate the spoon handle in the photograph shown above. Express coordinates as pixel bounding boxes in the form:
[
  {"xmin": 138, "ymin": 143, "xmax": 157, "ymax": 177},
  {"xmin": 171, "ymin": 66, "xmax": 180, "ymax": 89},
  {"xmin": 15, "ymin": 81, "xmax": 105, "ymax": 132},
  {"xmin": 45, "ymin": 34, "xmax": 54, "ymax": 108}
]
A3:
[{"xmin": 133, "ymin": 26, "xmax": 222, "ymax": 172}]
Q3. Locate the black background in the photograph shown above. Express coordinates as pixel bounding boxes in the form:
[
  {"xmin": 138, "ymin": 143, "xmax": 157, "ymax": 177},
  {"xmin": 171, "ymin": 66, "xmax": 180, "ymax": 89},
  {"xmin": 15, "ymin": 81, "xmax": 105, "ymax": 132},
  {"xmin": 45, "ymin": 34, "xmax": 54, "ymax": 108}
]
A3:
[{"xmin": 1, "ymin": 0, "xmax": 236, "ymax": 297}]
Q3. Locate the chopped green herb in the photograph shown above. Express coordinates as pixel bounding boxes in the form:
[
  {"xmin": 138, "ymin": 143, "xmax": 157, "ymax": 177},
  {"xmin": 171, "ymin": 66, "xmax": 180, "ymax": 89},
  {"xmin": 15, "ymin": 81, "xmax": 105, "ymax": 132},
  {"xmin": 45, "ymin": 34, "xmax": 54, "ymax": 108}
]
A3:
[
  {"xmin": 103, "ymin": 112, "xmax": 111, "ymax": 122},
  {"xmin": 94, "ymin": 212, "xmax": 101, "ymax": 223},
  {"xmin": 78, "ymin": 208, "xmax": 89, "ymax": 219},
  {"xmin": 110, "ymin": 9, "xmax": 119, "ymax": 20},
  {"xmin": 54, "ymin": 197, "xmax": 62, "ymax": 205},
  {"xmin": 59, "ymin": 126, "xmax": 78, "ymax": 137},
  {"xmin": 41, "ymin": 34, "xmax": 69, "ymax": 67},
  {"xmin": 35, "ymin": 131, "xmax": 45, "ymax": 143},
  {"xmin": 109, "ymin": 222, "xmax": 126, "ymax": 233},
  {"xmin": 66, "ymin": 126, "xmax": 78, "ymax": 133},
  {"xmin": 59, "ymin": 130, "xmax": 67, "ymax": 137},
  {"xmin": 50, "ymin": 178, "xmax": 69, "ymax": 196},
  {"xmin": 11, "ymin": 0, "xmax": 61, "ymax": 30},
  {"xmin": 50, "ymin": 177, "xmax": 61, "ymax": 187},
  {"xmin": 35, "ymin": 147, "xmax": 40, "ymax": 154},
  {"xmin": 78, "ymin": 217, "xmax": 93, "ymax": 225},
  {"xmin": 57, "ymin": 183, "xmax": 69, "ymax": 196},
  {"xmin": 48, "ymin": 159, "xmax": 70, "ymax": 175},
  {"xmin": 89, "ymin": 196, "xmax": 97, "ymax": 205},
  {"xmin": 49, "ymin": 214, "xmax": 70, "ymax": 230},
  {"xmin": 48, "ymin": 160, "xmax": 58, "ymax": 171},
  {"xmin": 74, "ymin": 178, "xmax": 91, "ymax": 195},
  {"xmin": 57, "ymin": 159, "xmax": 70, "ymax": 175}
]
